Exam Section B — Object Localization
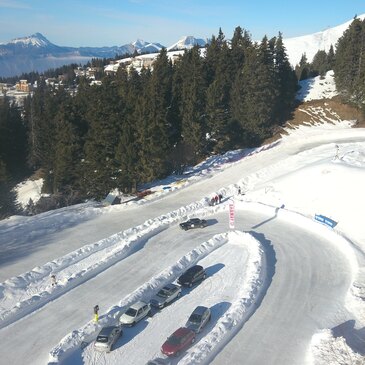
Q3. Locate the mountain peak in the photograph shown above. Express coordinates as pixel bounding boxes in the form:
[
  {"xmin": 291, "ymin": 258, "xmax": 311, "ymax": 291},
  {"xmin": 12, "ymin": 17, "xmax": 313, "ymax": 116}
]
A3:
[
  {"xmin": 167, "ymin": 36, "xmax": 206, "ymax": 51},
  {"xmin": 8, "ymin": 32, "xmax": 52, "ymax": 47}
]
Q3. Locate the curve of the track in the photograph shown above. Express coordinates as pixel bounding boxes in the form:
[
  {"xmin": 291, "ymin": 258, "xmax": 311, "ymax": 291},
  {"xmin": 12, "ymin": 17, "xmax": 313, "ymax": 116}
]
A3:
[
  {"xmin": 0, "ymin": 209, "xmax": 353, "ymax": 365},
  {"xmin": 1, "ymin": 130, "xmax": 364, "ymax": 281}
]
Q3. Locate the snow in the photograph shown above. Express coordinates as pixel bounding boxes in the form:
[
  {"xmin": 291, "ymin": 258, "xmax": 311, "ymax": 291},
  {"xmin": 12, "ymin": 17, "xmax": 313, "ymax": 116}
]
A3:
[
  {"xmin": 15, "ymin": 178, "xmax": 44, "ymax": 208},
  {"xmin": 297, "ymin": 70, "xmax": 338, "ymax": 101},
  {"xmin": 1, "ymin": 73, "xmax": 365, "ymax": 365},
  {"xmin": 284, "ymin": 14, "xmax": 365, "ymax": 66}
]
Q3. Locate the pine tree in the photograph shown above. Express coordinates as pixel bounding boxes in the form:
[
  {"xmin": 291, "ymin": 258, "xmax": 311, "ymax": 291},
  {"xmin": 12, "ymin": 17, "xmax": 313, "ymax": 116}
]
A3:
[
  {"xmin": 136, "ymin": 49, "xmax": 173, "ymax": 181},
  {"xmin": 311, "ymin": 50, "xmax": 329, "ymax": 77},
  {"xmin": 177, "ymin": 46, "xmax": 207, "ymax": 161},
  {"xmin": 52, "ymin": 97, "xmax": 83, "ymax": 195},
  {"xmin": 295, "ymin": 54, "xmax": 310, "ymax": 81},
  {"xmin": 82, "ymin": 77, "xmax": 124, "ymax": 199},
  {"xmin": 274, "ymin": 32, "xmax": 298, "ymax": 121},
  {"xmin": 334, "ymin": 17, "xmax": 364, "ymax": 101}
]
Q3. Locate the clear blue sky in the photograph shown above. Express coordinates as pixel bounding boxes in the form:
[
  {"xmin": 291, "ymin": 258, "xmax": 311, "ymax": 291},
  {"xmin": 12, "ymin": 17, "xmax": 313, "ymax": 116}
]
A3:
[{"xmin": 1, "ymin": 0, "xmax": 364, "ymax": 47}]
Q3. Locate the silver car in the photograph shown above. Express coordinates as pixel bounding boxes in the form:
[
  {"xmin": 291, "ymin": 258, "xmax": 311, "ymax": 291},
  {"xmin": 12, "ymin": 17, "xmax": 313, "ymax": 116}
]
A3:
[
  {"xmin": 150, "ymin": 283, "xmax": 181, "ymax": 309},
  {"xmin": 185, "ymin": 306, "xmax": 211, "ymax": 333},
  {"xmin": 119, "ymin": 301, "xmax": 151, "ymax": 326},
  {"xmin": 94, "ymin": 325, "xmax": 122, "ymax": 352}
]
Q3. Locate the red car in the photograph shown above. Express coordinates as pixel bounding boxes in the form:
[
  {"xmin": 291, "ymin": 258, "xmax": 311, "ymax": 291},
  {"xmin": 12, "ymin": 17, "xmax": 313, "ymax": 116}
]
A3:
[{"xmin": 161, "ymin": 327, "xmax": 196, "ymax": 357}]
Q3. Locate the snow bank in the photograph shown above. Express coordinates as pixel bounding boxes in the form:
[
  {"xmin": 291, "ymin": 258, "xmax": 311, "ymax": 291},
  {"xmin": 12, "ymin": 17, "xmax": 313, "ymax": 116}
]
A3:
[
  {"xmin": 0, "ymin": 197, "xmax": 229, "ymax": 329},
  {"xmin": 48, "ymin": 231, "xmax": 265, "ymax": 364},
  {"xmin": 178, "ymin": 231, "xmax": 264, "ymax": 365},
  {"xmin": 310, "ymin": 329, "xmax": 364, "ymax": 365}
]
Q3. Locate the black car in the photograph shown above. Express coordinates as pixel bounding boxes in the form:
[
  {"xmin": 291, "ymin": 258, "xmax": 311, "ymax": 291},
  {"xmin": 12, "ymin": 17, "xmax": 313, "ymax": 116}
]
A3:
[
  {"xmin": 178, "ymin": 265, "xmax": 206, "ymax": 287},
  {"xmin": 179, "ymin": 218, "xmax": 208, "ymax": 231}
]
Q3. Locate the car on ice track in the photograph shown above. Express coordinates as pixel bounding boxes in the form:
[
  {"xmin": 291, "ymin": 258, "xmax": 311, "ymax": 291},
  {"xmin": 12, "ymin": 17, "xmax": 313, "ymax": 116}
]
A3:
[
  {"xmin": 161, "ymin": 327, "xmax": 196, "ymax": 357},
  {"xmin": 150, "ymin": 283, "xmax": 181, "ymax": 309},
  {"xmin": 119, "ymin": 301, "xmax": 151, "ymax": 326},
  {"xmin": 94, "ymin": 325, "xmax": 122, "ymax": 352},
  {"xmin": 179, "ymin": 218, "xmax": 208, "ymax": 230},
  {"xmin": 185, "ymin": 306, "xmax": 211, "ymax": 333},
  {"xmin": 177, "ymin": 265, "xmax": 206, "ymax": 287}
]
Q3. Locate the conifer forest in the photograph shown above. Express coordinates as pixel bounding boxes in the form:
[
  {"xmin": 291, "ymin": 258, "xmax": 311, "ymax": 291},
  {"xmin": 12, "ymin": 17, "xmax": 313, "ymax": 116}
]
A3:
[{"xmin": 1, "ymin": 19, "xmax": 364, "ymax": 217}]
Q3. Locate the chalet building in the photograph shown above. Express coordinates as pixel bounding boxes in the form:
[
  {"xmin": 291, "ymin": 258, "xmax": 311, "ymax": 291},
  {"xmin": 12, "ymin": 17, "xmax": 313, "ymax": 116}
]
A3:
[{"xmin": 15, "ymin": 79, "xmax": 30, "ymax": 92}]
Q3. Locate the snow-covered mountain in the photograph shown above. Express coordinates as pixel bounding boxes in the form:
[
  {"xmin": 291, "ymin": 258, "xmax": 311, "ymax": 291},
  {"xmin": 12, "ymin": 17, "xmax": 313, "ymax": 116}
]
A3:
[
  {"xmin": 0, "ymin": 33, "xmax": 165, "ymax": 77},
  {"xmin": 1, "ymin": 14, "xmax": 365, "ymax": 78},
  {"xmin": 167, "ymin": 35, "xmax": 207, "ymax": 51},
  {"xmin": 3, "ymin": 32, "xmax": 52, "ymax": 48},
  {"xmin": 284, "ymin": 14, "xmax": 365, "ymax": 66}
]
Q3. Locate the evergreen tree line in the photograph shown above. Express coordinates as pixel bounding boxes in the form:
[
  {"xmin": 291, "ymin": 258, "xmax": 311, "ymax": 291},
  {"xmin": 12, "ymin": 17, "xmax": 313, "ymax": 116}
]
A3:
[
  {"xmin": 0, "ymin": 99, "xmax": 28, "ymax": 217},
  {"xmin": 295, "ymin": 46, "xmax": 335, "ymax": 81},
  {"xmin": 1, "ymin": 27, "xmax": 298, "ymax": 214},
  {"xmin": 333, "ymin": 16, "xmax": 365, "ymax": 108}
]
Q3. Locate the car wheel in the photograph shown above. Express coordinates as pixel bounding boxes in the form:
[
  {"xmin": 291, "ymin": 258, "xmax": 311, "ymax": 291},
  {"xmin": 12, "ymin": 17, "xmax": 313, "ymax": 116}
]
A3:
[
  {"xmin": 203, "ymin": 274, "xmax": 206, "ymax": 280},
  {"xmin": 188, "ymin": 282, "xmax": 193, "ymax": 288},
  {"xmin": 177, "ymin": 291, "xmax": 181, "ymax": 297},
  {"xmin": 131, "ymin": 321, "xmax": 136, "ymax": 327},
  {"xmin": 191, "ymin": 337, "xmax": 196, "ymax": 344}
]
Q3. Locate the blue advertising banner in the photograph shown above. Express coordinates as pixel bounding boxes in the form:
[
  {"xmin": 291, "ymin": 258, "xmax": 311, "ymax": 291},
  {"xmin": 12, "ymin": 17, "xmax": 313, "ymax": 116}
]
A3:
[{"xmin": 315, "ymin": 214, "xmax": 337, "ymax": 228}]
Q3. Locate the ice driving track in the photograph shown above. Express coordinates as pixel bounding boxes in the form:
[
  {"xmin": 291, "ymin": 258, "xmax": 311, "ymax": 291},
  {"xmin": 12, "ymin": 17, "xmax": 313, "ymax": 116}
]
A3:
[{"xmin": 0, "ymin": 128, "xmax": 361, "ymax": 365}]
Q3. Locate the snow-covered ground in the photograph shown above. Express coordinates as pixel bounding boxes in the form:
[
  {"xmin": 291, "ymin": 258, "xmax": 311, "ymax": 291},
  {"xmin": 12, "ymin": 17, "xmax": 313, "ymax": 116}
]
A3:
[{"xmin": 0, "ymin": 72, "xmax": 364, "ymax": 365}]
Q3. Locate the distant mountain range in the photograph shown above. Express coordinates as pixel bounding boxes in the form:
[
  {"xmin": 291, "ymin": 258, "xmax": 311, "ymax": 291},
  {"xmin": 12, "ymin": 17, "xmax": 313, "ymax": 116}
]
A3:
[
  {"xmin": 1, "ymin": 15, "xmax": 364, "ymax": 78},
  {"xmin": 0, "ymin": 33, "xmax": 207, "ymax": 77}
]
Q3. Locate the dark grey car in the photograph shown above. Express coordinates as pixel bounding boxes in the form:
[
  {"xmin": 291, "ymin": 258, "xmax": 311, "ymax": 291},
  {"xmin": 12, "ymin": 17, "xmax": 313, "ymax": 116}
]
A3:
[
  {"xmin": 177, "ymin": 265, "xmax": 206, "ymax": 287},
  {"xmin": 179, "ymin": 218, "xmax": 208, "ymax": 230},
  {"xmin": 185, "ymin": 306, "xmax": 211, "ymax": 333},
  {"xmin": 94, "ymin": 325, "xmax": 122, "ymax": 352},
  {"xmin": 150, "ymin": 283, "xmax": 181, "ymax": 309}
]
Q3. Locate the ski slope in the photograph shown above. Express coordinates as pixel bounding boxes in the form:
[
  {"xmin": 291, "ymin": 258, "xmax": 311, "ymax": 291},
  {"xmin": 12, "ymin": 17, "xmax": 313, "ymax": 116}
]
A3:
[{"xmin": 0, "ymin": 72, "xmax": 364, "ymax": 365}]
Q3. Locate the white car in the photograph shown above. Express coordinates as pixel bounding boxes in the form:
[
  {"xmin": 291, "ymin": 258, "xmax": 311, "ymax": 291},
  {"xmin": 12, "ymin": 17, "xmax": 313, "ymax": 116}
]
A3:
[{"xmin": 119, "ymin": 301, "xmax": 151, "ymax": 326}]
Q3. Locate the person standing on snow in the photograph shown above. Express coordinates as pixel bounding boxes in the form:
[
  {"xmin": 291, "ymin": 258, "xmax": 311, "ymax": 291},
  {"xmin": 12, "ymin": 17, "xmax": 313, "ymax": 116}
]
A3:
[
  {"xmin": 94, "ymin": 305, "xmax": 100, "ymax": 322},
  {"xmin": 50, "ymin": 274, "xmax": 57, "ymax": 287}
]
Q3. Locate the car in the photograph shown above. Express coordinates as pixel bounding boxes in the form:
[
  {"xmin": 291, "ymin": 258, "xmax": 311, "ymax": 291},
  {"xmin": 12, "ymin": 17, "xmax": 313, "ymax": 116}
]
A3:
[
  {"xmin": 150, "ymin": 283, "xmax": 181, "ymax": 309},
  {"xmin": 94, "ymin": 325, "xmax": 122, "ymax": 352},
  {"xmin": 185, "ymin": 306, "xmax": 211, "ymax": 333},
  {"xmin": 161, "ymin": 327, "xmax": 196, "ymax": 357},
  {"xmin": 119, "ymin": 301, "xmax": 151, "ymax": 326},
  {"xmin": 179, "ymin": 218, "xmax": 208, "ymax": 231},
  {"xmin": 177, "ymin": 265, "xmax": 206, "ymax": 287}
]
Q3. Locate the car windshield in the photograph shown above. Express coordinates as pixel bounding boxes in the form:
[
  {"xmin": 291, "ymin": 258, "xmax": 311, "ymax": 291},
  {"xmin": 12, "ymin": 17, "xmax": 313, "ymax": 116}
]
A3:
[
  {"xmin": 189, "ymin": 314, "xmax": 202, "ymax": 323},
  {"xmin": 125, "ymin": 308, "xmax": 137, "ymax": 316},
  {"xmin": 96, "ymin": 335, "xmax": 109, "ymax": 343},
  {"xmin": 157, "ymin": 288, "xmax": 170, "ymax": 298},
  {"xmin": 167, "ymin": 335, "xmax": 183, "ymax": 345}
]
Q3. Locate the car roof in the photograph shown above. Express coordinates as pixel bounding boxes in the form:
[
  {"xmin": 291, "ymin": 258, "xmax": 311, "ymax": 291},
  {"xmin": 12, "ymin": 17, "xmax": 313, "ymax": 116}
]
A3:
[
  {"xmin": 187, "ymin": 265, "xmax": 203, "ymax": 273},
  {"xmin": 129, "ymin": 301, "xmax": 148, "ymax": 310},
  {"xmin": 172, "ymin": 327, "xmax": 193, "ymax": 337},
  {"xmin": 164, "ymin": 283, "xmax": 177, "ymax": 290},
  {"xmin": 98, "ymin": 326, "xmax": 116, "ymax": 336},
  {"xmin": 191, "ymin": 306, "xmax": 209, "ymax": 316}
]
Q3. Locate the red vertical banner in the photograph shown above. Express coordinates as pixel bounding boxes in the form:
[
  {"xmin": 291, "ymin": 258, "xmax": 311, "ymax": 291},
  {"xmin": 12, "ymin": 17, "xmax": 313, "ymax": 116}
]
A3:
[{"xmin": 229, "ymin": 201, "xmax": 235, "ymax": 229}]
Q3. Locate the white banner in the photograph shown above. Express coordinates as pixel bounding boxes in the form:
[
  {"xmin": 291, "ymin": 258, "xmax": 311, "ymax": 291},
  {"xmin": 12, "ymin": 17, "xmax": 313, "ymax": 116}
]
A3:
[{"xmin": 229, "ymin": 201, "xmax": 235, "ymax": 229}]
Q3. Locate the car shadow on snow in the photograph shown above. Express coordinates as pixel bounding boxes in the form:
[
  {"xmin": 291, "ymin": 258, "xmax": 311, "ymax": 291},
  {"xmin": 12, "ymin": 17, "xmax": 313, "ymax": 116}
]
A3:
[
  {"xmin": 113, "ymin": 319, "xmax": 150, "ymax": 350},
  {"xmin": 205, "ymin": 218, "xmax": 219, "ymax": 227},
  {"xmin": 178, "ymin": 263, "xmax": 225, "ymax": 298},
  {"xmin": 332, "ymin": 320, "xmax": 365, "ymax": 356}
]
